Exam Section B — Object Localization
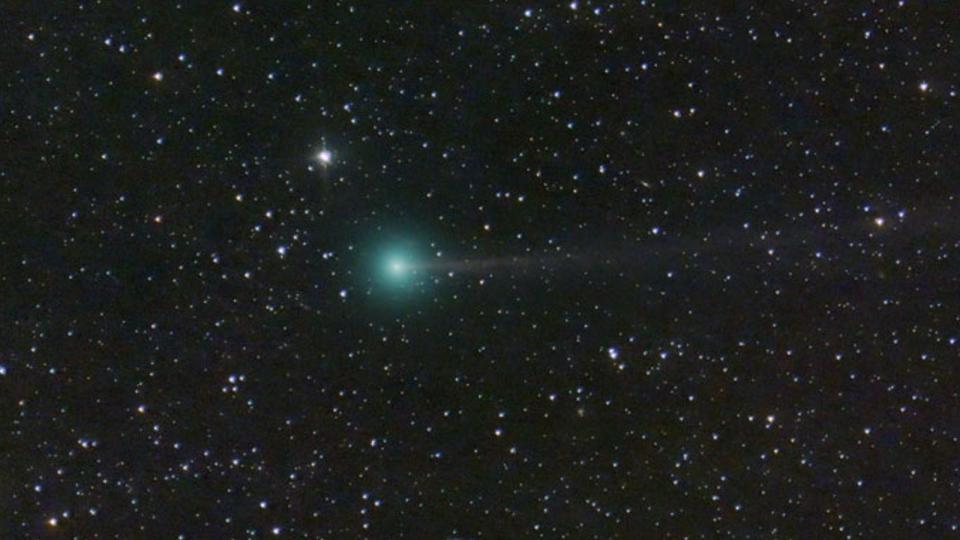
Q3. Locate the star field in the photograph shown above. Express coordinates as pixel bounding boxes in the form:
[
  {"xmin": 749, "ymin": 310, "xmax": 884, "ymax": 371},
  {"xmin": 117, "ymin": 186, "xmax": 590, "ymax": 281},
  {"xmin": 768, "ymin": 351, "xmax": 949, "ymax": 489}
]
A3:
[{"xmin": 2, "ymin": 1, "xmax": 960, "ymax": 538}]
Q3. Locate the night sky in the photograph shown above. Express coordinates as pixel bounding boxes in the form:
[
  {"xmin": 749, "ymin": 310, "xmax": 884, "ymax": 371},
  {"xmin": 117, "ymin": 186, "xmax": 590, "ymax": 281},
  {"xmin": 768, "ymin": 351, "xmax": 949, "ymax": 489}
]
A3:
[{"xmin": 2, "ymin": 1, "xmax": 960, "ymax": 538}]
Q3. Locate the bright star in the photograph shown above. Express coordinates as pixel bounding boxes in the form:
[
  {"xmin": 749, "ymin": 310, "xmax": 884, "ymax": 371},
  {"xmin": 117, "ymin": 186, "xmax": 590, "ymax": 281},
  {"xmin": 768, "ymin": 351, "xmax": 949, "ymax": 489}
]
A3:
[{"xmin": 317, "ymin": 149, "xmax": 332, "ymax": 165}]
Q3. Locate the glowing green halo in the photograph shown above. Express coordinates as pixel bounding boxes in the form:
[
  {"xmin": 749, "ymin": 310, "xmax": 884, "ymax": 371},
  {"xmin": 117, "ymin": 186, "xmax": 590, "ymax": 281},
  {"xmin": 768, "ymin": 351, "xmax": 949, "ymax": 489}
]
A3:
[{"xmin": 373, "ymin": 241, "xmax": 426, "ymax": 293}]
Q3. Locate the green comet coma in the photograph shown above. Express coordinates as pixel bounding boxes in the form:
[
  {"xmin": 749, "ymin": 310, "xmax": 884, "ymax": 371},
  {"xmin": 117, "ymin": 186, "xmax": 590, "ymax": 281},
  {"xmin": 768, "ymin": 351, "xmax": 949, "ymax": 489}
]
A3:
[{"xmin": 373, "ymin": 241, "xmax": 426, "ymax": 292}]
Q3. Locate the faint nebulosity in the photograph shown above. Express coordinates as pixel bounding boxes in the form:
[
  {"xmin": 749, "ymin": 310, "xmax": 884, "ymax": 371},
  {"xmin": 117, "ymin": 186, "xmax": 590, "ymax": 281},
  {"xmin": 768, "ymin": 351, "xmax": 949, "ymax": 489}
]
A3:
[{"xmin": 2, "ymin": 1, "xmax": 959, "ymax": 538}]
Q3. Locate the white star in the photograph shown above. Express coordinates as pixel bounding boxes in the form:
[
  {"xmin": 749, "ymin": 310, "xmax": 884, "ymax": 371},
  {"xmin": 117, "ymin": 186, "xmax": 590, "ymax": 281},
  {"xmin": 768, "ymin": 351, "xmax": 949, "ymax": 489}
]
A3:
[{"xmin": 317, "ymin": 149, "xmax": 332, "ymax": 165}]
